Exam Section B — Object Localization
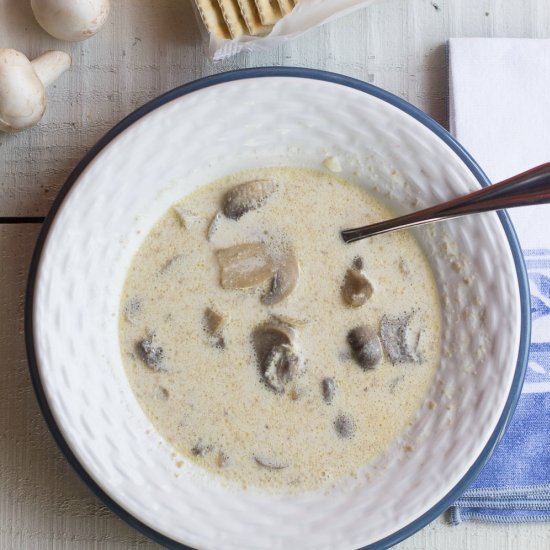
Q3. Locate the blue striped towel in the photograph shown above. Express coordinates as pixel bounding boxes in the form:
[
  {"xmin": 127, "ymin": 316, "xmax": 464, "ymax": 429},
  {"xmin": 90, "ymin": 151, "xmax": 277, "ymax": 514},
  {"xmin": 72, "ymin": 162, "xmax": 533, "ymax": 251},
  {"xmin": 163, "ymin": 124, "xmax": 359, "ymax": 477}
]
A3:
[{"xmin": 448, "ymin": 248, "xmax": 550, "ymax": 524}]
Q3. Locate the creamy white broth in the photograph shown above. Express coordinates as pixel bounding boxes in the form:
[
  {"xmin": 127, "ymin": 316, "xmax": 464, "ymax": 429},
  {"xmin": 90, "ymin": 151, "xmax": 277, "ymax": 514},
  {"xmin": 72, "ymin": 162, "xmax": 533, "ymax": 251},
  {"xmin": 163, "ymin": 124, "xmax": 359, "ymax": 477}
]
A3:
[{"xmin": 119, "ymin": 167, "xmax": 441, "ymax": 491}]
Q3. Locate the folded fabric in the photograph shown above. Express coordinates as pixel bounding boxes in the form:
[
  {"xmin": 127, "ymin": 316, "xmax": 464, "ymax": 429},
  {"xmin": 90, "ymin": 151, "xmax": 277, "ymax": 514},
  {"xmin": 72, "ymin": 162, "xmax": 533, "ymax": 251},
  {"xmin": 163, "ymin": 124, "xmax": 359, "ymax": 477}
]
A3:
[{"xmin": 447, "ymin": 38, "xmax": 550, "ymax": 524}]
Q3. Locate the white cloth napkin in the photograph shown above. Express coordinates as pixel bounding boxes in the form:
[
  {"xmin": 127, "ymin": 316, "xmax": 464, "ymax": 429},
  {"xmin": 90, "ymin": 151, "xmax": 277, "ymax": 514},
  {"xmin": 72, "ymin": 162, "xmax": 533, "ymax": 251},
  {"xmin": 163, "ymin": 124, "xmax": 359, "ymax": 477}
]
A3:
[
  {"xmin": 448, "ymin": 37, "xmax": 550, "ymax": 524},
  {"xmin": 449, "ymin": 38, "xmax": 550, "ymax": 249}
]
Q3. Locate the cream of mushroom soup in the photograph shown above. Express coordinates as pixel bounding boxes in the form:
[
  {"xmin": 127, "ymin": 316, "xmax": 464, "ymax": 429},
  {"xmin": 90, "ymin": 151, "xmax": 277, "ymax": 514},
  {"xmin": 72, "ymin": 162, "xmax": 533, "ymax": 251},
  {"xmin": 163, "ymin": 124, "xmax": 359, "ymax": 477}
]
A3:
[{"xmin": 119, "ymin": 166, "xmax": 441, "ymax": 491}]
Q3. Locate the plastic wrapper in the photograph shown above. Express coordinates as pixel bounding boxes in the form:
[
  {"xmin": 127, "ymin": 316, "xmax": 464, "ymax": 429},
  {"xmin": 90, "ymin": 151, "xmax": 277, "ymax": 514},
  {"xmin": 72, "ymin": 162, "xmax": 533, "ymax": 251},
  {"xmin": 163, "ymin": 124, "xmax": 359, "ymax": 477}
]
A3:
[{"xmin": 191, "ymin": 0, "xmax": 379, "ymax": 61}]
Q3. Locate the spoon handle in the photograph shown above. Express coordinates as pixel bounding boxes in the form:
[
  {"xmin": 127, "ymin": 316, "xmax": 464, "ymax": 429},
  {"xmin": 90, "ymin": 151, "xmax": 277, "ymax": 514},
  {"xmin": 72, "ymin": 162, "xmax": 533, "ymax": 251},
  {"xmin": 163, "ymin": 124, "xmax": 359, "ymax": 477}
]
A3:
[{"xmin": 341, "ymin": 163, "xmax": 550, "ymax": 243}]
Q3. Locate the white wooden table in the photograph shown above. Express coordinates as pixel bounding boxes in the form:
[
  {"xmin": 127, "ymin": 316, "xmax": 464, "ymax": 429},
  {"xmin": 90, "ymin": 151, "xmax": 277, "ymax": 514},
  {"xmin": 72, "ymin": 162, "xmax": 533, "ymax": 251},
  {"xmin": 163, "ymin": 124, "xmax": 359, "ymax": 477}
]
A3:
[{"xmin": 1, "ymin": 0, "xmax": 550, "ymax": 548}]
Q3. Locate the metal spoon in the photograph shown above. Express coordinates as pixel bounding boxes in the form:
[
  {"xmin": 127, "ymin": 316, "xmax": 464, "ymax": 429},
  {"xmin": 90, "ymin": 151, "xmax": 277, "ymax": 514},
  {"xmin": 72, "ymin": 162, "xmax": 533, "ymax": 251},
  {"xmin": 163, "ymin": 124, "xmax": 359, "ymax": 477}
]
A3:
[{"xmin": 341, "ymin": 163, "xmax": 550, "ymax": 243}]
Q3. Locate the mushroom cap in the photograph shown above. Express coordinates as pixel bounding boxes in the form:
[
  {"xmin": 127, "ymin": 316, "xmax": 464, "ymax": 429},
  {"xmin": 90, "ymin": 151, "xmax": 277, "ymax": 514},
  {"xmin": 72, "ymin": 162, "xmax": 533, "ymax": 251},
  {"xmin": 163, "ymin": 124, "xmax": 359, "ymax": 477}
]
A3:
[
  {"xmin": 0, "ymin": 49, "xmax": 45, "ymax": 133},
  {"xmin": 31, "ymin": 0, "xmax": 110, "ymax": 42}
]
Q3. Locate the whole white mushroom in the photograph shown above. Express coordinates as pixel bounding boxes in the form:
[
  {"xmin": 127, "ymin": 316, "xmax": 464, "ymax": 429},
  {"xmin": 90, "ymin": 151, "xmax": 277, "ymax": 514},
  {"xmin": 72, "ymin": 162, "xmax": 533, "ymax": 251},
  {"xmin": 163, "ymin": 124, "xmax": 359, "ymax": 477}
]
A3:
[
  {"xmin": 31, "ymin": 0, "xmax": 110, "ymax": 42},
  {"xmin": 0, "ymin": 49, "xmax": 71, "ymax": 133}
]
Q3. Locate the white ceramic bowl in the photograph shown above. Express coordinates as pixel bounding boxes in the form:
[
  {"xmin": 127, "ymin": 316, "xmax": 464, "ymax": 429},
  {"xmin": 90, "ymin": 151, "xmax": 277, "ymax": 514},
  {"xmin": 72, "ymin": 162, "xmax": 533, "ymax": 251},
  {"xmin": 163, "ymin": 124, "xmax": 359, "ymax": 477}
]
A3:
[{"xmin": 26, "ymin": 68, "xmax": 530, "ymax": 550}]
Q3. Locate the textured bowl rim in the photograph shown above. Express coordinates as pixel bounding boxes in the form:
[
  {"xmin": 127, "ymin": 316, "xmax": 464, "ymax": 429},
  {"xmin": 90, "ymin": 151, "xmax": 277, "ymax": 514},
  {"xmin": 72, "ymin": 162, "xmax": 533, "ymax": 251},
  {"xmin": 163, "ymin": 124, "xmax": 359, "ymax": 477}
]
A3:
[{"xmin": 25, "ymin": 67, "xmax": 531, "ymax": 550}]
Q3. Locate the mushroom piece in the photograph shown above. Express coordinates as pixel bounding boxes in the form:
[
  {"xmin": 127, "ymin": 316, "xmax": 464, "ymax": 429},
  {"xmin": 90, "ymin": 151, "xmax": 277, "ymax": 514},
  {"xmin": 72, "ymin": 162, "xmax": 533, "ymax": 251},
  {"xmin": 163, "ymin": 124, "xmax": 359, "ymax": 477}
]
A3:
[
  {"xmin": 216, "ymin": 242, "xmax": 273, "ymax": 289},
  {"xmin": 137, "ymin": 337, "xmax": 167, "ymax": 371},
  {"xmin": 222, "ymin": 179, "xmax": 278, "ymax": 220},
  {"xmin": 253, "ymin": 317, "xmax": 304, "ymax": 393},
  {"xmin": 254, "ymin": 455, "xmax": 288, "ymax": 470},
  {"xmin": 31, "ymin": 0, "xmax": 110, "ymax": 42},
  {"xmin": 341, "ymin": 257, "xmax": 373, "ymax": 308},
  {"xmin": 155, "ymin": 386, "xmax": 169, "ymax": 401},
  {"xmin": 380, "ymin": 313, "xmax": 420, "ymax": 364},
  {"xmin": 203, "ymin": 306, "xmax": 227, "ymax": 349},
  {"xmin": 334, "ymin": 413, "xmax": 356, "ymax": 439},
  {"xmin": 204, "ymin": 306, "xmax": 227, "ymax": 335},
  {"xmin": 347, "ymin": 324, "xmax": 383, "ymax": 369},
  {"xmin": 322, "ymin": 377, "xmax": 336, "ymax": 404},
  {"xmin": 269, "ymin": 314, "xmax": 308, "ymax": 328},
  {"xmin": 261, "ymin": 248, "xmax": 300, "ymax": 306},
  {"xmin": 0, "ymin": 49, "xmax": 71, "ymax": 133},
  {"xmin": 263, "ymin": 344, "xmax": 302, "ymax": 393},
  {"xmin": 253, "ymin": 317, "xmax": 296, "ymax": 364}
]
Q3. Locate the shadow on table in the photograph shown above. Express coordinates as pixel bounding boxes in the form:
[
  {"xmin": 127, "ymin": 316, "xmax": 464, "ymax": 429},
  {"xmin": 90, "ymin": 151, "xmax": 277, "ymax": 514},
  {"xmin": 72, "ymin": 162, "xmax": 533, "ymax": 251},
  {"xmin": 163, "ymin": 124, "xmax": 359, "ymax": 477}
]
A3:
[
  {"xmin": 0, "ymin": 225, "xmax": 158, "ymax": 548},
  {"xmin": 420, "ymin": 43, "xmax": 449, "ymax": 129}
]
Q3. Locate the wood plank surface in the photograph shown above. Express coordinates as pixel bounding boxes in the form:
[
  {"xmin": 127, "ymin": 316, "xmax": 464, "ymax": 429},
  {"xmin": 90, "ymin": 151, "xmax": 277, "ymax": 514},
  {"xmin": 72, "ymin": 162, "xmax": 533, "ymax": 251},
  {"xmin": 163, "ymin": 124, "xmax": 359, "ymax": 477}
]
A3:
[
  {"xmin": 1, "ymin": 0, "xmax": 550, "ymax": 548},
  {"xmin": 1, "ymin": 0, "xmax": 550, "ymax": 217}
]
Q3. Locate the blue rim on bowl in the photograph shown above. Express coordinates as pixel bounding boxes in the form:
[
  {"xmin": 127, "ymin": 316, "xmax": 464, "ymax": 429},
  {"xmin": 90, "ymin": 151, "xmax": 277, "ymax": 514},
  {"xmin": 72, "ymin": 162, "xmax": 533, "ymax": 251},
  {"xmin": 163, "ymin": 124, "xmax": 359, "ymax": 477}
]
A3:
[{"xmin": 25, "ymin": 67, "xmax": 531, "ymax": 550}]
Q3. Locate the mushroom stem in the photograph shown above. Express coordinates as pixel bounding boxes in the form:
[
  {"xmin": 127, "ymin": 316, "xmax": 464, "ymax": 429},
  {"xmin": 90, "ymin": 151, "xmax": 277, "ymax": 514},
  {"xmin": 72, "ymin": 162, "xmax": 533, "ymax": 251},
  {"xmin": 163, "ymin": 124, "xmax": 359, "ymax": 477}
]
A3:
[
  {"xmin": 0, "ymin": 48, "xmax": 71, "ymax": 133},
  {"xmin": 30, "ymin": 51, "xmax": 71, "ymax": 87}
]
